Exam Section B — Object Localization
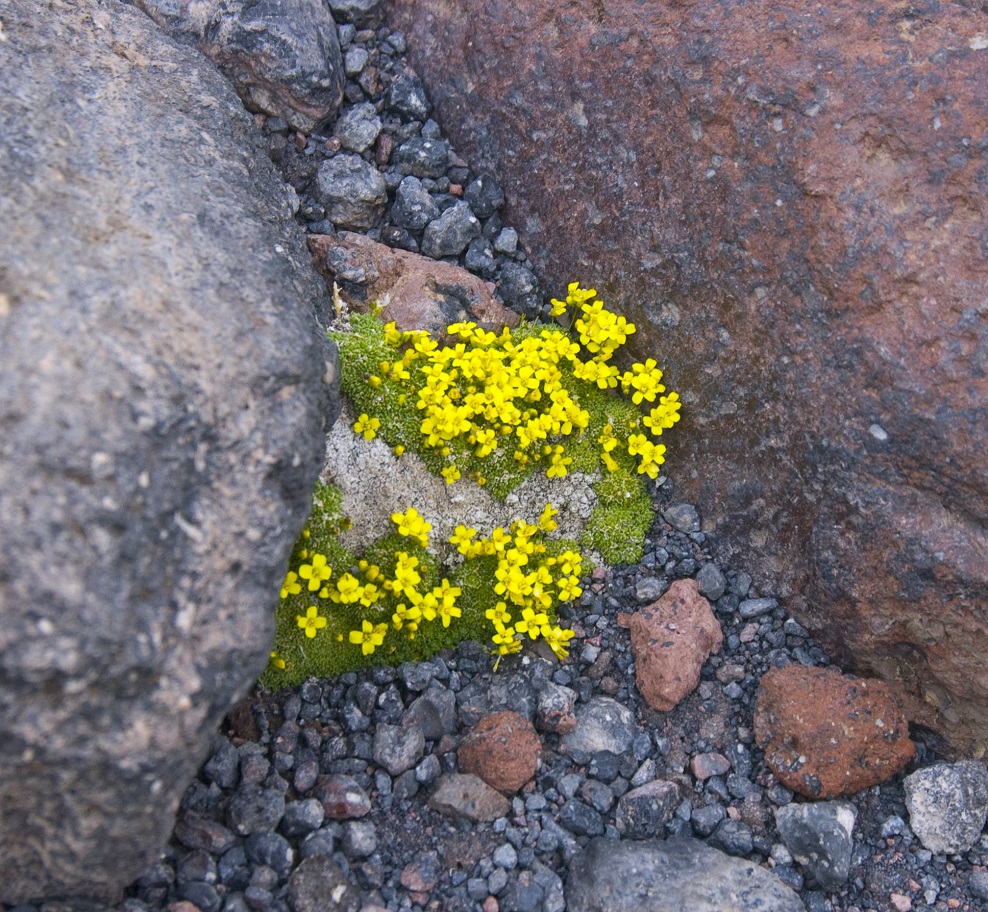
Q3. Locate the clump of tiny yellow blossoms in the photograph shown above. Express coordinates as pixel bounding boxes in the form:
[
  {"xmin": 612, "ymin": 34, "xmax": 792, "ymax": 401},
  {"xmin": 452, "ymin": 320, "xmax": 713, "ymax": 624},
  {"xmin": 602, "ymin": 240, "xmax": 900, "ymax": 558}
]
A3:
[
  {"xmin": 330, "ymin": 282, "xmax": 680, "ymax": 496},
  {"xmin": 262, "ymin": 487, "xmax": 581, "ymax": 686}
]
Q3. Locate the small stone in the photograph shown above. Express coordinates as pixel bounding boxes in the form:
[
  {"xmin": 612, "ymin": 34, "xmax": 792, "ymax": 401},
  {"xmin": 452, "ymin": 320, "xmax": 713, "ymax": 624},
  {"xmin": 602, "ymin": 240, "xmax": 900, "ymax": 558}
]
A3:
[
  {"xmin": 615, "ymin": 780, "xmax": 679, "ymax": 838},
  {"xmin": 619, "ymin": 579, "xmax": 723, "ymax": 712},
  {"xmin": 738, "ymin": 597, "xmax": 778, "ymax": 619},
  {"xmin": 708, "ymin": 819, "xmax": 754, "ymax": 857},
  {"xmin": 534, "ymin": 681, "xmax": 577, "ymax": 735},
  {"xmin": 496, "ymin": 261, "xmax": 540, "ymax": 316},
  {"xmin": 316, "ymin": 153, "xmax": 387, "ymax": 230},
  {"xmin": 464, "ymin": 174, "xmax": 505, "ymax": 218},
  {"xmin": 421, "ymin": 201, "xmax": 482, "ymax": 258},
  {"xmin": 691, "ymin": 803, "xmax": 726, "ymax": 837},
  {"xmin": 560, "ymin": 697, "xmax": 637, "ymax": 757},
  {"xmin": 400, "ymin": 852, "xmax": 441, "ymax": 892},
  {"xmin": 635, "ymin": 577, "xmax": 666, "ymax": 603},
  {"xmin": 904, "ymin": 760, "xmax": 988, "ymax": 854},
  {"xmin": 288, "ymin": 856, "xmax": 360, "ymax": 912},
  {"xmin": 174, "ymin": 814, "xmax": 237, "ymax": 855},
  {"xmin": 465, "ymin": 236, "xmax": 497, "ymax": 279},
  {"xmin": 245, "ymin": 832, "xmax": 294, "ymax": 880},
  {"xmin": 313, "ymin": 774, "xmax": 371, "ymax": 819},
  {"xmin": 458, "ymin": 711, "xmax": 541, "ymax": 795},
  {"xmin": 969, "ymin": 871, "xmax": 988, "ymax": 900},
  {"xmin": 343, "ymin": 46, "xmax": 369, "ymax": 77},
  {"xmin": 429, "ymin": 773, "xmax": 511, "ymax": 822},
  {"xmin": 281, "ymin": 799, "xmax": 325, "ymax": 838},
  {"xmin": 558, "ymin": 799, "xmax": 605, "ymax": 837},
  {"xmin": 696, "ymin": 563, "xmax": 727, "ymax": 601},
  {"xmin": 227, "ymin": 786, "xmax": 285, "ymax": 836},
  {"xmin": 387, "ymin": 73, "xmax": 431, "ymax": 120},
  {"xmin": 392, "ymin": 136, "xmax": 451, "ymax": 179},
  {"xmin": 373, "ymin": 720, "xmax": 426, "ymax": 776},
  {"xmin": 334, "ymin": 102, "xmax": 382, "ymax": 153},
  {"xmin": 690, "ymin": 752, "xmax": 731, "ymax": 780},
  {"xmin": 342, "ymin": 820, "xmax": 377, "ymax": 859},
  {"xmin": 391, "ymin": 176, "xmax": 441, "ymax": 231},
  {"xmin": 492, "ymin": 842, "xmax": 519, "ymax": 870},
  {"xmin": 662, "ymin": 503, "xmax": 700, "ymax": 533},
  {"xmin": 776, "ymin": 801, "xmax": 856, "ymax": 890},
  {"xmin": 889, "ymin": 894, "xmax": 912, "ymax": 912},
  {"xmin": 493, "ymin": 227, "xmax": 518, "ymax": 254}
]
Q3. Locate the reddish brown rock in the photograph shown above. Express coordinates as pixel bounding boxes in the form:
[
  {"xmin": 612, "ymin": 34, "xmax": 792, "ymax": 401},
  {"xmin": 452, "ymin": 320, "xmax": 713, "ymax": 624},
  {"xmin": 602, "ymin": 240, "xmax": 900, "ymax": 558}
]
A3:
[
  {"xmin": 313, "ymin": 774, "xmax": 371, "ymax": 819},
  {"xmin": 308, "ymin": 232, "xmax": 519, "ymax": 335},
  {"xmin": 618, "ymin": 579, "xmax": 723, "ymax": 712},
  {"xmin": 388, "ymin": 0, "xmax": 988, "ymax": 754},
  {"xmin": 457, "ymin": 711, "xmax": 541, "ymax": 795},
  {"xmin": 754, "ymin": 665, "xmax": 915, "ymax": 799}
]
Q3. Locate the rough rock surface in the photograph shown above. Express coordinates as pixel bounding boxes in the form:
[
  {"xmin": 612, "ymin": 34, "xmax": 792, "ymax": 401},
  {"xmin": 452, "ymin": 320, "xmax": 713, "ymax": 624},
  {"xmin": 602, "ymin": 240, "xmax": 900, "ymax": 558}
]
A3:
[
  {"xmin": 775, "ymin": 801, "xmax": 857, "ymax": 891},
  {"xmin": 903, "ymin": 760, "xmax": 988, "ymax": 855},
  {"xmin": 307, "ymin": 231, "xmax": 520, "ymax": 334},
  {"xmin": 131, "ymin": 0, "xmax": 345, "ymax": 133},
  {"xmin": 387, "ymin": 0, "xmax": 988, "ymax": 753},
  {"xmin": 565, "ymin": 837, "xmax": 806, "ymax": 912},
  {"xmin": 457, "ymin": 711, "xmax": 542, "ymax": 795},
  {"xmin": 0, "ymin": 1, "xmax": 335, "ymax": 902},
  {"xmin": 754, "ymin": 666, "xmax": 915, "ymax": 799},
  {"xmin": 618, "ymin": 579, "xmax": 723, "ymax": 711}
]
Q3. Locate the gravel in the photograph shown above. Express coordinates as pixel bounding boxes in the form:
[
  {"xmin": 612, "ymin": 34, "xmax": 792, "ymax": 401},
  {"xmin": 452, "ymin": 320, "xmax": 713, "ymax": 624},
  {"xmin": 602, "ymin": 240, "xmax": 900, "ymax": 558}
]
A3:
[{"xmin": 12, "ymin": 14, "xmax": 979, "ymax": 912}]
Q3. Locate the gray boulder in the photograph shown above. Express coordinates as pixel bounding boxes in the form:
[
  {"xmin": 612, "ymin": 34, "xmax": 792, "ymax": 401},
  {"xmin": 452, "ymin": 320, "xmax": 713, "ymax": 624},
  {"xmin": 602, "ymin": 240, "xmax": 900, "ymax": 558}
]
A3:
[
  {"xmin": 0, "ymin": 0, "xmax": 336, "ymax": 903},
  {"xmin": 130, "ymin": 0, "xmax": 345, "ymax": 133},
  {"xmin": 566, "ymin": 837, "xmax": 806, "ymax": 912}
]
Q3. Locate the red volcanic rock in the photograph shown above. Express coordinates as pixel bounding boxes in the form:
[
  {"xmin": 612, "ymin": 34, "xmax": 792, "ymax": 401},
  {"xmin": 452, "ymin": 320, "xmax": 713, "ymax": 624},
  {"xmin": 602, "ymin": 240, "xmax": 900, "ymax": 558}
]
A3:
[
  {"xmin": 388, "ymin": 0, "xmax": 988, "ymax": 753},
  {"xmin": 307, "ymin": 232, "xmax": 519, "ymax": 335},
  {"xmin": 618, "ymin": 579, "xmax": 723, "ymax": 712},
  {"xmin": 754, "ymin": 665, "xmax": 915, "ymax": 799},
  {"xmin": 457, "ymin": 711, "xmax": 541, "ymax": 795}
]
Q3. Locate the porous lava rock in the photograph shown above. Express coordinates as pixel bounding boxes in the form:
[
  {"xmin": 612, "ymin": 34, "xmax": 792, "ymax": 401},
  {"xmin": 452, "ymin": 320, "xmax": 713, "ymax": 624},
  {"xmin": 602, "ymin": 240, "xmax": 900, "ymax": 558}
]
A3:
[
  {"xmin": 130, "ymin": 0, "xmax": 345, "ymax": 133},
  {"xmin": 754, "ymin": 666, "xmax": 915, "ymax": 799},
  {"xmin": 388, "ymin": 0, "xmax": 988, "ymax": 753},
  {"xmin": 457, "ymin": 711, "xmax": 541, "ymax": 795},
  {"xmin": 308, "ymin": 231, "xmax": 520, "ymax": 335},
  {"xmin": 0, "ymin": 1, "xmax": 335, "ymax": 902},
  {"xmin": 618, "ymin": 579, "xmax": 723, "ymax": 712}
]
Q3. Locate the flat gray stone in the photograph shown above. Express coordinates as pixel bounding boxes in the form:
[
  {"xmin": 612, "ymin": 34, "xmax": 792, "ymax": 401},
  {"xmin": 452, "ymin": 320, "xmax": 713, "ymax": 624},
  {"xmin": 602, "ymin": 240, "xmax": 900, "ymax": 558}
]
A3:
[
  {"xmin": 565, "ymin": 838, "xmax": 806, "ymax": 912},
  {"xmin": 428, "ymin": 774, "xmax": 511, "ymax": 823},
  {"xmin": 904, "ymin": 761, "xmax": 988, "ymax": 854}
]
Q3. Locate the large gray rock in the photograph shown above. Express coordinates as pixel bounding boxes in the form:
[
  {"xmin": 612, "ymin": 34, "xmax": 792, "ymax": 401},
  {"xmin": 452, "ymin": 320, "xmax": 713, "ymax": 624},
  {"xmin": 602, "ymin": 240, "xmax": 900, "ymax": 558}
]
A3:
[
  {"xmin": 0, "ymin": 0, "xmax": 336, "ymax": 903},
  {"xmin": 130, "ymin": 0, "xmax": 345, "ymax": 133},
  {"xmin": 566, "ymin": 838, "xmax": 806, "ymax": 912}
]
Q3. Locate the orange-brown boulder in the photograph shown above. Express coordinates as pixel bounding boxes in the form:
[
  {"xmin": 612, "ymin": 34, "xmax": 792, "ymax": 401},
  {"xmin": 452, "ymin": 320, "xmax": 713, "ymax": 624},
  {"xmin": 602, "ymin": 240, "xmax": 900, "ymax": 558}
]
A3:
[
  {"xmin": 457, "ymin": 711, "xmax": 541, "ymax": 795},
  {"xmin": 754, "ymin": 665, "xmax": 915, "ymax": 799},
  {"xmin": 618, "ymin": 579, "xmax": 723, "ymax": 712},
  {"xmin": 388, "ymin": 0, "xmax": 988, "ymax": 754}
]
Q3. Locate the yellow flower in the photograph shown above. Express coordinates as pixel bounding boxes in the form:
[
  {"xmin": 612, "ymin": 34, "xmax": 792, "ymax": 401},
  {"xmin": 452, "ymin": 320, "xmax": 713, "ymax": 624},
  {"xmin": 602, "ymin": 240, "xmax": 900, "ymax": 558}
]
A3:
[
  {"xmin": 515, "ymin": 606, "xmax": 550, "ymax": 640},
  {"xmin": 268, "ymin": 650, "xmax": 286, "ymax": 670},
  {"xmin": 541, "ymin": 624, "xmax": 575, "ymax": 660},
  {"xmin": 390, "ymin": 507, "xmax": 432, "ymax": 546},
  {"xmin": 297, "ymin": 554, "xmax": 331, "ymax": 591},
  {"xmin": 333, "ymin": 571, "xmax": 361, "ymax": 603},
  {"xmin": 280, "ymin": 570, "xmax": 301, "ymax": 599},
  {"xmin": 353, "ymin": 413, "xmax": 381, "ymax": 440},
  {"xmin": 296, "ymin": 606, "xmax": 327, "ymax": 639},
  {"xmin": 441, "ymin": 465, "xmax": 461, "ymax": 484},
  {"xmin": 349, "ymin": 619, "xmax": 388, "ymax": 655}
]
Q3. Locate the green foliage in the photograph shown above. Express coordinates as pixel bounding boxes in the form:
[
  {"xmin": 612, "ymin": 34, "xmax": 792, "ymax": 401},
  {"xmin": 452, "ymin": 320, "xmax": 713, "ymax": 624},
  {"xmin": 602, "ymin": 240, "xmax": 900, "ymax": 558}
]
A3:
[{"xmin": 262, "ymin": 282, "xmax": 682, "ymax": 684}]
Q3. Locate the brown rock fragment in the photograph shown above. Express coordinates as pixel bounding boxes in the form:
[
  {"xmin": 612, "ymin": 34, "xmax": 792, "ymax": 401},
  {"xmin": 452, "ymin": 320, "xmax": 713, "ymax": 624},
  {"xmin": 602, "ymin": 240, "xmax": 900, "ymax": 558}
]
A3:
[
  {"xmin": 754, "ymin": 665, "xmax": 915, "ymax": 799},
  {"xmin": 307, "ymin": 232, "xmax": 519, "ymax": 335},
  {"xmin": 618, "ymin": 579, "xmax": 723, "ymax": 711},
  {"xmin": 457, "ymin": 711, "xmax": 541, "ymax": 795}
]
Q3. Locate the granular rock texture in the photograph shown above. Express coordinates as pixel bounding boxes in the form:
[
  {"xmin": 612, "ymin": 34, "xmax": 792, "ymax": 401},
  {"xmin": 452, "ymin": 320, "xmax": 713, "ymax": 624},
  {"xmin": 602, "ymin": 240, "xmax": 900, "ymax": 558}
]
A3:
[
  {"xmin": 388, "ymin": 0, "xmax": 988, "ymax": 753},
  {"xmin": 131, "ymin": 0, "xmax": 345, "ymax": 133},
  {"xmin": 0, "ymin": 0, "xmax": 334, "ymax": 902},
  {"xmin": 618, "ymin": 579, "xmax": 723, "ymax": 711},
  {"xmin": 307, "ymin": 231, "xmax": 519, "ymax": 334},
  {"xmin": 457, "ymin": 711, "xmax": 541, "ymax": 795},
  {"xmin": 754, "ymin": 666, "xmax": 915, "ymax": 799}
]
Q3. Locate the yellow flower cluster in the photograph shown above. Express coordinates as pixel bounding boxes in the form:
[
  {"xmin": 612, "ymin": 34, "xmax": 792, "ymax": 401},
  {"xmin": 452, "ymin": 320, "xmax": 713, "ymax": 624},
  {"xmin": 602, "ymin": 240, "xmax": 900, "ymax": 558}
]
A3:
[
  {"xmin": 550, "ymin": 282, "xmax": 681, "ymax": 480},
  {"xmin": 274, "ymin": 503, "xmax": 578, "ymax": 670},
  {"xmin": 450, "ymin": 503, "xmax": 579, "ymax": 663},
  {"xmin": 342, "ymin": 281, "xmax": 680, "ymax": 489}
]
